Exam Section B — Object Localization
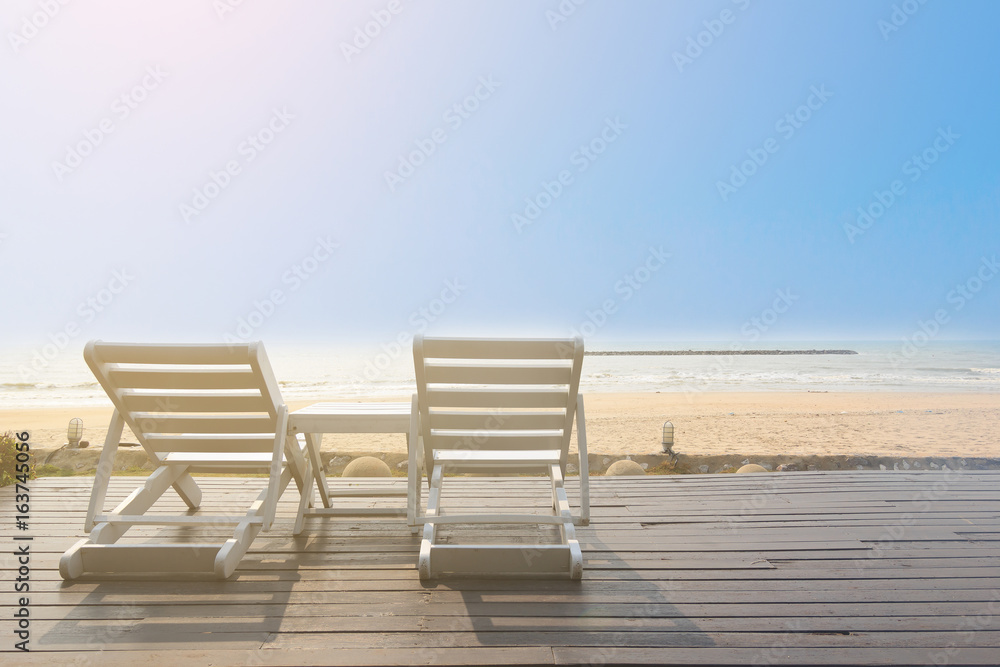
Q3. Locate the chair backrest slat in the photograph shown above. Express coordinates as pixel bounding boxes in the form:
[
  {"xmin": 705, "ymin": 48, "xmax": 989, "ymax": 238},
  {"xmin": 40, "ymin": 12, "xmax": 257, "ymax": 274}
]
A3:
[
  {"xmin": 119, "ymin": 392, "xmax": 273, "ymax": 414},
  {"xmin": 107, "ymin": 367, "xmax": 259, "ymax": 390},
  {"xmin": 423, "ymin": 363, "xmax": 572, "ymax": 385},
  {"xmin": 427, "ymin": 410, "xmax": 567, "ymax": 431},
  {"xmin": 429, "ymin": 432, "xmax": 564, "ymax": 451},
  {"xmin": 420, "ymin": 337, "xmax": 579, "ymax": 360},
  {"xmin": 414, "ymin": 335, "xmax": 584, "ymax": 473},
  {"xmin": 130, "ymin": 414, "xmax": 275, "ymax": 434},
  {"xmin": 425, "ymin": 388, "xmax": 570, "ymax": 409},
  {"xmin": 89, "ymin": 343, "xmax": 255, "ymax": 365},
  {"xmin": 143, "ymin": 434, "xmax": 276, "ymax": 454}
]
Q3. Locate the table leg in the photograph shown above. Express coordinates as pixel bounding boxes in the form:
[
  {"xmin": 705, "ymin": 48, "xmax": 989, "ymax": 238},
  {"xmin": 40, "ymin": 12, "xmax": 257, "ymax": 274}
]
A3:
[
  {"xmin": 293, "ymin": 455, "xmax": 313, "ymax": 536},
  {"xmin": 305, "ymin": 432, "xmax": 331, "ymax": 508}
]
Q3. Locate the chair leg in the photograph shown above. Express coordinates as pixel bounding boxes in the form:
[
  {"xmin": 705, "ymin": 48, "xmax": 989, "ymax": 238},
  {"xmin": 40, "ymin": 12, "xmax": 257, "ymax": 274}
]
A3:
[
  {"xmin": 409, "ymin": 471, "xmax": 423, "ymax": 536},
  {"xmin": 58, "ymin": 539, "xmax": 89, "ymax": 580},
  {"xmin": 303, "ymin": 432, "xmax": 329, "ymax": 508},
  {"xmin": 215, "ymin": 519, "xmax": 261, "ymax": 579},
  {"xmin": 568, "ymin": 539, "xmax": 583, "ymax": 580},
  {"xmin": 418, "ymin": 465, "xmax": 443, "ymax": 580},
  {"xmin": 293, "ymin": 456, "xmax": 314, "ymax": 536},
  {"xmin": 91, "ymin": 465, "xmax": 189, "ymax": 545},
  {"xmin": 552, "ymin": 463, "xmax": 583, "ymax": 580},
  {"xmin": 84, "ymin": 410, "xmax": 124, "ymax": 532},
  {"xmin": 172, "ymin": 472, "xmax": 203, "ymax": 510},
  {"xmin": 418, "ymin": 526, "xmax": 434, "ymax": 580}
]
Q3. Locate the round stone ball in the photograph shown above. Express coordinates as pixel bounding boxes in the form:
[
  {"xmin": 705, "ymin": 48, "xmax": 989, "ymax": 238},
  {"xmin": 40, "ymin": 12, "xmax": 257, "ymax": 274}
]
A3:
[
  {"xmin": 736, "ymin": 463, "xmax": 768, "ymax": 474},
  {"xmin": 342, "ymin": 456, "xmax": 392, "ymax": 477},
  {"xmin": 606, "ymin": 459, "xmax": 646, "ymax": 476}
]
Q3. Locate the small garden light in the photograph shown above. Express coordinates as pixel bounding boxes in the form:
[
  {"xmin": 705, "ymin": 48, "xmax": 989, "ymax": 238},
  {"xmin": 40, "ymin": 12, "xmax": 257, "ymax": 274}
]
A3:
[
  {"xmin": 661, "ymin": 420, "xmax": 674, "ymax": 454},
  {"xmin": 68, "ymin": 418, "xmax": 83, "ymax": 448}
]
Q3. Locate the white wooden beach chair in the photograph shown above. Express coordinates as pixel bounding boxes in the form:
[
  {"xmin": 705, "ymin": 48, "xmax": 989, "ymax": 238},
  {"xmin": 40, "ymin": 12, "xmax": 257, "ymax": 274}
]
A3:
[
  {"xmin": 59, "ymin": 341, "xmax": 312, "ymax": 580},
  {"xmin": 407, "ymin": 335, "xmax": 590, "ymax": 580}
]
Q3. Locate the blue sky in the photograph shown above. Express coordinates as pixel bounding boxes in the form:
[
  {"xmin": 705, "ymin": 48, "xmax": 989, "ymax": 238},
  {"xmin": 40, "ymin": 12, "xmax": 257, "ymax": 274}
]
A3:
[{"xmin": 2, "ymin": 0, "xmax": 998, "ymax": 349}]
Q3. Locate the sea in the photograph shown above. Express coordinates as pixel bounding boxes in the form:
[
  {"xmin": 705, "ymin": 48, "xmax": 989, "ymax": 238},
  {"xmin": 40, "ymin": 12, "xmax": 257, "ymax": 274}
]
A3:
[{"xmin": 1, "ymin": 340, "xmax": 998, "ymax": 410}]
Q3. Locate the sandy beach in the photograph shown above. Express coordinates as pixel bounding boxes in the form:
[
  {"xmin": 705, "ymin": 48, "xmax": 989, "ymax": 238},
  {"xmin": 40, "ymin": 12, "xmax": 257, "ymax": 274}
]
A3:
[{"xmin": 5, "ymin": 391, "xmax": 998, "ymax": 459}]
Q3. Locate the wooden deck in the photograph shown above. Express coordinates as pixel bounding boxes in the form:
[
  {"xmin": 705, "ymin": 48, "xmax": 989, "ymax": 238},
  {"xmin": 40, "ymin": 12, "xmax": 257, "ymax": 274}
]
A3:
[{"xmin": 2, "ymin": 470, "xmax": 999, "ymax": 665}]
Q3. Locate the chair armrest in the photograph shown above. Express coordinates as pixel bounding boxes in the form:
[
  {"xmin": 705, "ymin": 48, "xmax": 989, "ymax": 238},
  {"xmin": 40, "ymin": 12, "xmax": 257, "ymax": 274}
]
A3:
[
  {"xmin": 576, "ymin": 393, "xmax": 590, "ymax": 525},
  {"xmin": 407, "ymin": 393, "xmax": 421, "ymax": 528}
]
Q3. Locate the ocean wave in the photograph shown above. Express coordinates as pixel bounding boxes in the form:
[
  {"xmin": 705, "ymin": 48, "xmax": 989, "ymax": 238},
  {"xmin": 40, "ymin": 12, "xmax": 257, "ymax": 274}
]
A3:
[
  {"xmin": 915, "ymin": 367, "xmax": 972, "ymax": 372},
  {"xmin": 0, "ymin": 381, "xmax": 99, "ymax": 390}
]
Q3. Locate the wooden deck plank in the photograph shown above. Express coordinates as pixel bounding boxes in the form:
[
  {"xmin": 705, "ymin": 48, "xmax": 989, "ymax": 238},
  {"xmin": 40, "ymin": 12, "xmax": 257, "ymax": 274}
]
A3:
[
  {"xmin": 9, "ymin": 613, "xmax": 1000, "ymax": 635},
  {"xmin": 553, "ymin": 647, "xmax": 1000, "ymax": 666},
  {"xmin": 6, "ymin": 599, "xmax": 996, "ymax": 620},
  {"xmin": 10, "ymin": 647, "xmax": 557, "ymax": 665},
  {"xmin": 19, "ymin": 575, "xmax": 1000, "ymax": 594},
  {"xmin": 17, "ymin": 586, "xmax": 1000, "ymax": 607},
  {"xmin": 8, "ymin": 645, "xmax": 1000, "ymax": 667},
  {"xmin": 14, "ymin": 564, "xmax": 1000, "ymax": 583},
  {"xmin": 262, "ymin": 629, "xmax": 1000, "ymax": 650}
]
